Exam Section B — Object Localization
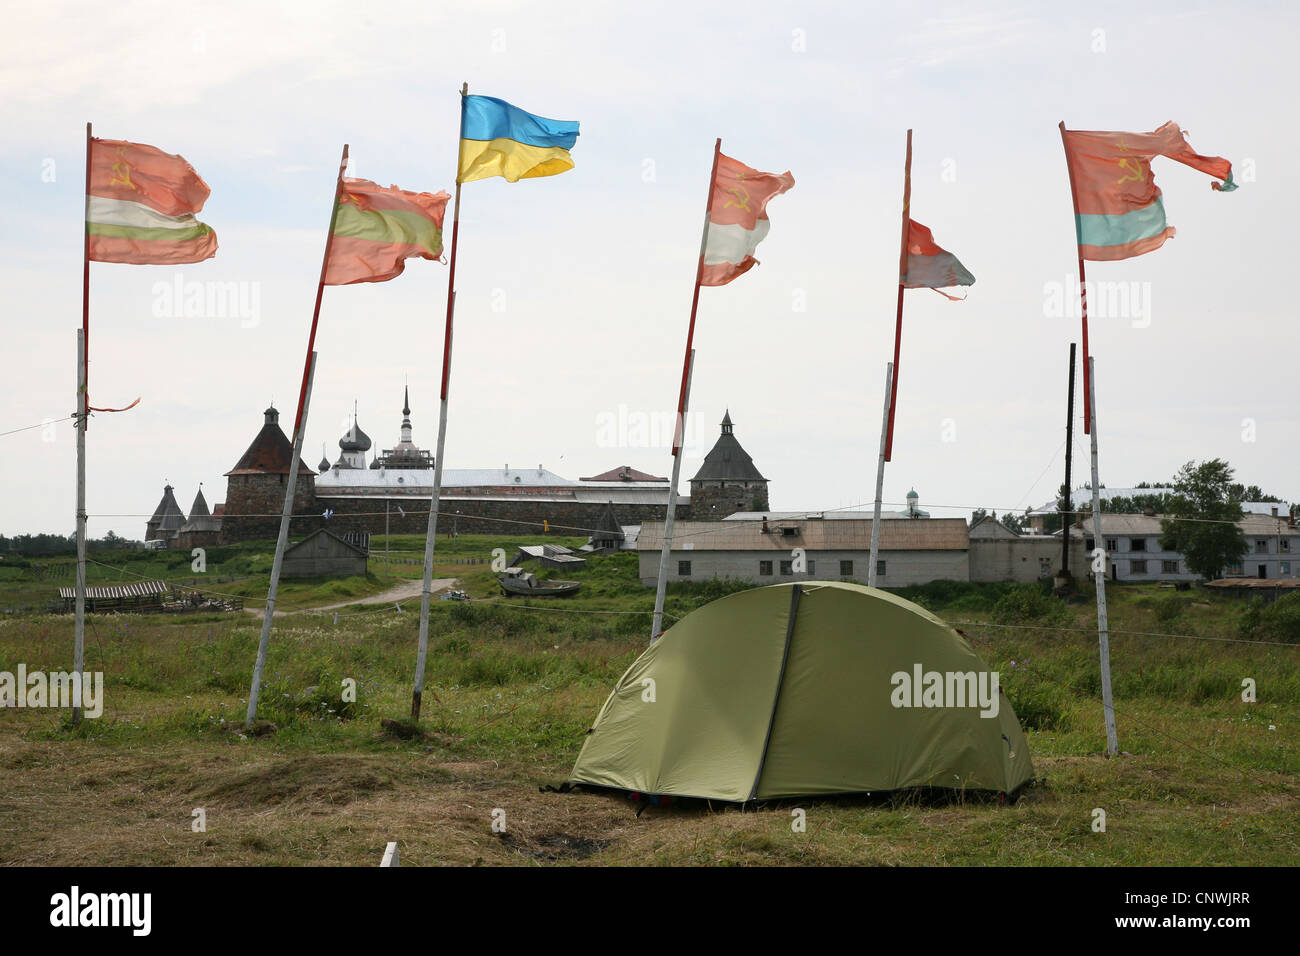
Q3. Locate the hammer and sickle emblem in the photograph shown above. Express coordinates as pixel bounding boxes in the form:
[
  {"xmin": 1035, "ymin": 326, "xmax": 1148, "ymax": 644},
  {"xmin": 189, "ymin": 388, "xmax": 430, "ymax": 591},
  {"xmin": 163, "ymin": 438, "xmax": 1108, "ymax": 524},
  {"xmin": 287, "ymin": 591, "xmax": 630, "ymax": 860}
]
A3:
[
  {"xmin": 722, "ymin": 185, "xmax": 751, "ymax": 212},
  {"xmin": 109, "ymin": 153, "xmax": 136, "ymax": 191},
  {"xmin": 340, "ymin": 189, "xmax": 370, "ymax": 211},
  {"xmin": 1116, "ymin": 158, "xmax": 1145, "ymax": 186}
]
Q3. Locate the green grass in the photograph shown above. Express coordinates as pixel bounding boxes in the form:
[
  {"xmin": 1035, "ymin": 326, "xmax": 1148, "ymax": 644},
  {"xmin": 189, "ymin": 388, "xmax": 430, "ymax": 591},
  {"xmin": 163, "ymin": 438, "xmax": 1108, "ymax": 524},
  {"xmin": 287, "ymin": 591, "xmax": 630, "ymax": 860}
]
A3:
[{"xmin": 0, "ymin": 547, "xmax": 1295, "ymax": 866}]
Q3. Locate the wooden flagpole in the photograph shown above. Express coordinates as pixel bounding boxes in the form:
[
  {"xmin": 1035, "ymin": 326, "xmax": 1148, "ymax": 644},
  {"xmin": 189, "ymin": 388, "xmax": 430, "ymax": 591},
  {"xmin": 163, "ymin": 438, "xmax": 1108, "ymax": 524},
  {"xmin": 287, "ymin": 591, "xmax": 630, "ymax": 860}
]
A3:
[
  {"xmin": 73, "ymin": 121, "xmax": 92, "ymax": 725},
  {"xmin": 867, "ymin": 362, "xmax": 893, "ymax": 588},
  {"xmin": 1086, "ymin": 356, "xmax": 1119, "ymax": 756},
  {"xmin": 411, "ymin": 82, "xmax": 468, "ymax": 721},
  {"xmin": 650, "ymin": 137, "xmax": 722, "ymax": 641},
  {"xmin": 884, "ymin": 129, "xmax": 912, "ymax": 462},
  {"xmin": 247, "ymin": 144, "xmax": 349, "ymax": 727},
  {"xmin": 1058, "ymin": 122, "xmax": 1092, "ymax": 434}
]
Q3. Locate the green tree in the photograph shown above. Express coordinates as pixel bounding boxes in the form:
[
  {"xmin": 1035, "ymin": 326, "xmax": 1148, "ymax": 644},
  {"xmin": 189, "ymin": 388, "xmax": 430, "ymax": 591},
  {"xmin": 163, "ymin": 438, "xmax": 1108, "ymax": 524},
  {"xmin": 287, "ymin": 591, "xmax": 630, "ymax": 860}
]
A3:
[
  {"xmin": 1002, "ymin": 510, "xmax": 1028, "ymax": 534},
  {"xmin": 969, "ymin": 508, "xmax": 988, "ymax": 527},
  {"xmin": 1159, "ymin": 459, "xmax": 1246, "ymax": 580}
]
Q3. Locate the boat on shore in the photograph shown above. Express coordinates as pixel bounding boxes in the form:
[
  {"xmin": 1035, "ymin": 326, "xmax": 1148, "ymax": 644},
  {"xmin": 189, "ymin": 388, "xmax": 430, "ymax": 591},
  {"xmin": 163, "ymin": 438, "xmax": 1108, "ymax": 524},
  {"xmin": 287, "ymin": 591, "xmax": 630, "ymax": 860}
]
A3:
[{"xmin": 497, "ymin": 567, "xmax": 581, "ymax": 598}]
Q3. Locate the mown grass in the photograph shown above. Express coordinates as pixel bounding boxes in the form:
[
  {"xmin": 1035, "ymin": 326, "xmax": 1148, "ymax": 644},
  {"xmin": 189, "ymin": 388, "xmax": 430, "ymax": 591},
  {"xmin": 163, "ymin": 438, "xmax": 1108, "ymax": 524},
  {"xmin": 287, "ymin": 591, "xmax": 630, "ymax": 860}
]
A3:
[{"xmin": 0, "ymin": 543, "xmax": 1295, "ymax": 866}]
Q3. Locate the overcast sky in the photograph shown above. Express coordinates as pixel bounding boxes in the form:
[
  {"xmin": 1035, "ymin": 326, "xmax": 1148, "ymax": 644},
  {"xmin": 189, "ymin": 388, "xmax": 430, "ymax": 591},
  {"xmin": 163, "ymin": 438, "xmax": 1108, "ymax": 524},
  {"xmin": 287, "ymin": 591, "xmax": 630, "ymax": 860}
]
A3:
[{"xmin": 2, "ymin": 0, "xmax": 1293, "ymax": 538}]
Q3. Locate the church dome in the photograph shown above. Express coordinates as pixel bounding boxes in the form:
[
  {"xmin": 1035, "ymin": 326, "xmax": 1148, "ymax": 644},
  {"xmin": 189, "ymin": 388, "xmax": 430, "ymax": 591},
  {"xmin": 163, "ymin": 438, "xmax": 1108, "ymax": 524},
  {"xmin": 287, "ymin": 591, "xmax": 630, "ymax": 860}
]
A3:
[{"xmin": 339, "ymin": 419, "xmax": 372, "ymax": 453}]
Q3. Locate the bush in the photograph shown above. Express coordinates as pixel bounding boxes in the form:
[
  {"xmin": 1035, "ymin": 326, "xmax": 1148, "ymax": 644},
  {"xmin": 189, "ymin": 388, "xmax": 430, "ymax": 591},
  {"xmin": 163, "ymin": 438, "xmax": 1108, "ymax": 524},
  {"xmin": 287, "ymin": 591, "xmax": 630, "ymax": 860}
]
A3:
[
  {"xmin": 1251, "ymin": 592, "xmax": 1300, "ymax": 644},
  {"xmin": 991, "ymin": 583, "xmax": 1069, "ymax": 625},
  {"xmin": 1005, "ymin": 680, "xmax": 1071, "ymax": 732},
  {"xmin": 1151, "ymin": 596, "xmax": 1184, "ymax": 628}
]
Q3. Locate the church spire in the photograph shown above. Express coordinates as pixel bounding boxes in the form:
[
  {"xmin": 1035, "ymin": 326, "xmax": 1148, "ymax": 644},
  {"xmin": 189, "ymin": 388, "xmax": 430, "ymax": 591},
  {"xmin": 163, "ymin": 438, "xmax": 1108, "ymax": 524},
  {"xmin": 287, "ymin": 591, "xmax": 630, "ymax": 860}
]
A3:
[{"xmin": 400, "ymin": 382, "xmax": 413, "ymax": 443}]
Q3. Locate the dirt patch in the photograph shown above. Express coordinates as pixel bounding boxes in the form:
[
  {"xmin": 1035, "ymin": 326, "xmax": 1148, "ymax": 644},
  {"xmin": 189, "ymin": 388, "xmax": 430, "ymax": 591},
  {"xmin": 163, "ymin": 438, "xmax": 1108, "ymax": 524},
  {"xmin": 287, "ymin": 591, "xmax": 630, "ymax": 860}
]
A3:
[
  {"xmin": 200, "ymin": 755, "xmax": 396, "ymax": 809},
  {"xmin": 501, "ymin": 830, "xmax": 611, "ymax": 862}
]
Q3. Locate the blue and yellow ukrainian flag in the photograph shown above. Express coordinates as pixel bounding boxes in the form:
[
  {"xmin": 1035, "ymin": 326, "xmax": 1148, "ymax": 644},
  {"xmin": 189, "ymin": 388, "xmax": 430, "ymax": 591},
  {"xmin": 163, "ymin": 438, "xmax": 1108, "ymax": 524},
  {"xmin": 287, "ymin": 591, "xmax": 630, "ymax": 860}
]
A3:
[{"xmin": 458, "ymin": 95, "xmax": 580, "ymax": 184}]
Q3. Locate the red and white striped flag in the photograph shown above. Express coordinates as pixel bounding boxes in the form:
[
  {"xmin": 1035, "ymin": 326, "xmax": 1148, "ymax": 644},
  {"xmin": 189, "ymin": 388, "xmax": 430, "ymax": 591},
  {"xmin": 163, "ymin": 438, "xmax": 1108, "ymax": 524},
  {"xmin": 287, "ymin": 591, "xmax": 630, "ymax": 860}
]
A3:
[
  {"xmin": 701, "ymin": 153, "xmax": 794, "ymax": 286},
  {"xmin": 87, "ymin": 138, "xmax": 217, "ymax": 264}
]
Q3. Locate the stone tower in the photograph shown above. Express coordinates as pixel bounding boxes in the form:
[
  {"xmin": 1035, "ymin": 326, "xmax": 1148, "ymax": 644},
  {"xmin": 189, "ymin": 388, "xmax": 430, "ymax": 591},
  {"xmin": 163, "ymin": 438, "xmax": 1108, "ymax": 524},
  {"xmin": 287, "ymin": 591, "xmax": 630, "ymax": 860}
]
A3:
[
  {"xmin": 220, "ymin": 406, "xmax": 319, "ymax": 542},
  {"xmin": 688, "ymin": 410, "xmax": 769, "ymax": 517}
]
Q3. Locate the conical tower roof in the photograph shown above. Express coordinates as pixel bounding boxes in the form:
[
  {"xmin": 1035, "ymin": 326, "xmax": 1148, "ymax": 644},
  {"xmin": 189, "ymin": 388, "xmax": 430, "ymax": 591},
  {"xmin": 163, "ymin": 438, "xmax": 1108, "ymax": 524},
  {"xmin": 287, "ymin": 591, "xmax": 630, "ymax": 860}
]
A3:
[
  {"xmin": 225, "ymin": 406, "xmax": 316, "ymax": 476},
  {"xmin": 150, "ymin": 484, "xmax": 185, "ymax": 533},
  {"xmin": 188, "ymin": 487, "xmax": 211, "ymax": 520},
  {"xmin": 691, "ymin": 409, "xmax": 766, "ymax": 482}
]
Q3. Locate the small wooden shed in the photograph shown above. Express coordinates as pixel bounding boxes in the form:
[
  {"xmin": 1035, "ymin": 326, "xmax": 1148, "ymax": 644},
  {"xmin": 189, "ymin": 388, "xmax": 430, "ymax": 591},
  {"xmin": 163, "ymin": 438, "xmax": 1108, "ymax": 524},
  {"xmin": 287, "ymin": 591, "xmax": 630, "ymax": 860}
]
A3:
[{"xmin": 282, "ymin": 529, "xmax": 369, "ymax": 578}]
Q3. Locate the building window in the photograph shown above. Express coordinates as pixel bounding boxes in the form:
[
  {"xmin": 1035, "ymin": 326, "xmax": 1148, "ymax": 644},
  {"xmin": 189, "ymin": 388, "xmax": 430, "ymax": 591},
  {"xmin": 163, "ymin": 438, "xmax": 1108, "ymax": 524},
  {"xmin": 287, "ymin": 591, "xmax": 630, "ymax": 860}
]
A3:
[
  {"xmin": 779, "ymin": 560, "xmax": 793, "ymax": 575},
  {"xmin": 1105, "ymin": 538, "xmax": 1118, "ymax": 552},
  {"xmin": 876, "ymin": 560, "xmax": 886, "ymax": 577},
  {"xmin": 1256, "ymin": 539, "xmax": 1269, "ymax": 554},
  {"xmin": 1129, "ymin": 538, "xmax": 1146, "ymax": 552},
  {"xmin": 677, "ymin": 560, "xmax": 691, "ymax": 576},
  {"xmin": 839, "ymin": 559, "xmax": 853, "ymax": 577},
  {"xmin": 1282, "ymin": 539, "xmax": 1291, "ymax": 553},
  {"xmin": 759, "ymin": 561, "xmax": 773, "ymax": 576},
  {"xmin": 807, "ymin": 559, "xmax": 816, "ymax": 575},
  {"xmin": 1130, "ymin": 559, "xmax": 1148, "ymax": 574},
  {"xmin": 1162, "ymin": 560, "xmax": 1179, "ymax": 574},
  {"xmin": 779, "ymin": 527, "xmax": 798, "ymax": 537},
  {"xmin": 1281, "ymin": 561, "xmax": 1291, "ymax": 575}
]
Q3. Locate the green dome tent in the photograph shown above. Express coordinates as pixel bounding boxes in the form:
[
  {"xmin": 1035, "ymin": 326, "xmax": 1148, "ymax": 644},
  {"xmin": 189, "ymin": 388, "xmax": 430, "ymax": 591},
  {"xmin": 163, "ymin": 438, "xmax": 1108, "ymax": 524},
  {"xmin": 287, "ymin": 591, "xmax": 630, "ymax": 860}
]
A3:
[{"xmin": 569, "ymin": 581, "xmax": 1033, "ymax": 802}]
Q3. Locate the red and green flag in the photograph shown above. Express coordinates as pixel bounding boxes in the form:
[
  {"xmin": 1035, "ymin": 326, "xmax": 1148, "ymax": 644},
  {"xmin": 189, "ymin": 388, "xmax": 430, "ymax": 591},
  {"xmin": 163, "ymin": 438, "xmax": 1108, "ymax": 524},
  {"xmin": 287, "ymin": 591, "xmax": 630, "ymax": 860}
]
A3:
[
  {"xmin": 324, "ymin": 178, "xmax": 451, "ymax": 285},
  {"xmin": 1061, "ymin": 121, "xmax": 1236, "ymax": 261},
  {"xmin": 86, "ymin": 138, "xmax": 217, "ymax": 264}
]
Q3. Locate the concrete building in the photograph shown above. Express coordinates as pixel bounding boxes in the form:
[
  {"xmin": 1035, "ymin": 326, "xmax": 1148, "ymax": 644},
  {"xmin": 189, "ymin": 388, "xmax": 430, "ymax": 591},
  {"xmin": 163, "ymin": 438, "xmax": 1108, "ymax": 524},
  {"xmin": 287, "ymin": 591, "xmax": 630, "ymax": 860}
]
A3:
[
  {"xmin": 638, "ymin": 517, "xmax": 970, "ymax": 588},
  {"xmin": 1063, "ymin": 512, "xmax": 1300, "ymax": 582},
  {"xmin": 1231, "ymin": 513, "xmax": 1299, "ymax": 579},
  {"xmin": 1067, "ymin": 514, "xmax": 1201, "ymax": 583},
  {"xmin": 968, "ymin": 514, "xmax": 1077, "ymax": 583}
]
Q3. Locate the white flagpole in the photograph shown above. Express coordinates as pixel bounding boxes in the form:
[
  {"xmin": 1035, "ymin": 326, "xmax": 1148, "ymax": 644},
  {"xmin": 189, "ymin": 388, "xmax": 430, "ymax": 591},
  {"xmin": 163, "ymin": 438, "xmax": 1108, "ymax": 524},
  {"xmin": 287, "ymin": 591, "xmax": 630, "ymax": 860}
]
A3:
[
  {"xmin": 868, "ymin": 361, "xmax": 893, "ymax": 588},
  {"xmin": 651, "ymin": 349, "xmax": 694, "ymax": 640},
  {"xmin": 412, "ymin": 292, "xmax": 453, "ymax": 720},
  {"xmin": 246, "ymin": 353, "xmax": 317, "ymax": 726},
  {"xmin": 411, "ymin": 82, "xmax": 469, "ymax": 721},
  {"xmin": 1087, "ymin": 356, "xmax": 1119, "ymax": 756},
  {"xmin": 73, "ymin": 329, "xmax": 87, "ymax": 724}
]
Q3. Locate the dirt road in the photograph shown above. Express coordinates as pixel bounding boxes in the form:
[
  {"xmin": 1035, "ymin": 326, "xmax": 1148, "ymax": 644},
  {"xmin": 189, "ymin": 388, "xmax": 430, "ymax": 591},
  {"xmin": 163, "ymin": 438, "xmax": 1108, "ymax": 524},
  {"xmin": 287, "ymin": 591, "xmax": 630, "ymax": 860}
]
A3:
[{"xmin": 243, "ymin": 577, "xmax": 458, "ymax": 619}]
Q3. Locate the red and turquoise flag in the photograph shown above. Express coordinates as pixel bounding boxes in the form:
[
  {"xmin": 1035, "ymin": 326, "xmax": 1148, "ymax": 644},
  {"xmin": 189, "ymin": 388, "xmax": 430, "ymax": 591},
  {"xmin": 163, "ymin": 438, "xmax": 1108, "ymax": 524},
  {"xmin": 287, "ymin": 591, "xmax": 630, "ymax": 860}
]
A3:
[
  {"xmin": 901, "ymin": 219, "xmax": 974, "ymax": 298},
  {"xmin": 1061, "ymin": 121, "xmax": 1236, "ymax": 261}
]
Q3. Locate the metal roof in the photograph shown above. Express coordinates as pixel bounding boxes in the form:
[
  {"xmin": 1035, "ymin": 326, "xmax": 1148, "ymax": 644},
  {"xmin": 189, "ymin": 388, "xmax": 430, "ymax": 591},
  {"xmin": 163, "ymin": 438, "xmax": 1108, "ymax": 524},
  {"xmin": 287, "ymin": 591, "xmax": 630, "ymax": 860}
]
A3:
[
  {"xmin": 722, "ymin": 510, "xmax": 908, "ymax": 521},
  {"xmin": 59, "ymin": 580, "xmax": 169, "ymax": 600},
  {"xmin": 636, "ymin": 518, "xmax": 969, "ymax": 552},
  {"xmin": 580, "ymin": 465, "xmax": 667, "ymax": 482},
  {"xmin": 317, "ymin": 466, "xmax": 573, "ymax": 489}
]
